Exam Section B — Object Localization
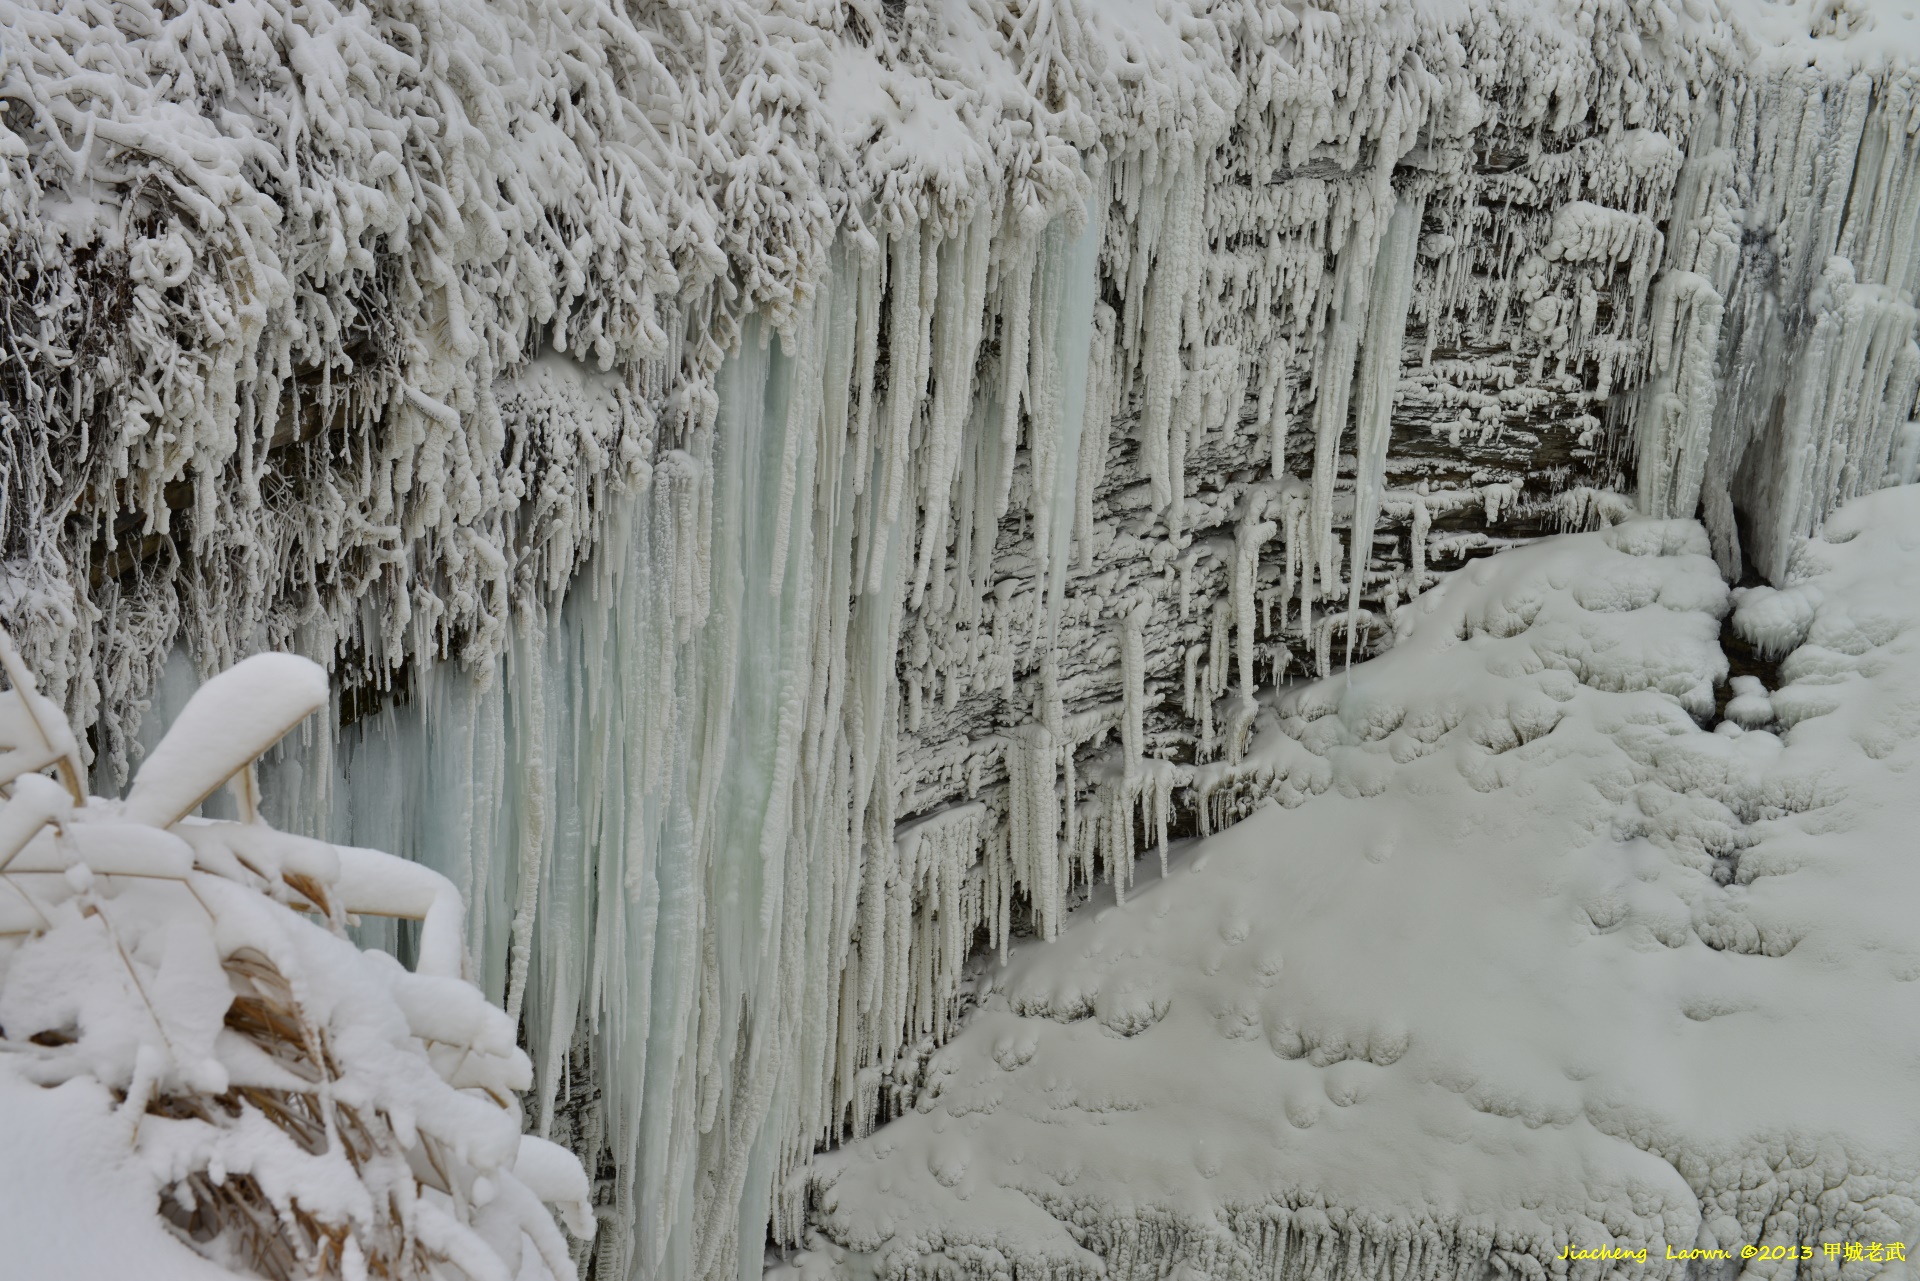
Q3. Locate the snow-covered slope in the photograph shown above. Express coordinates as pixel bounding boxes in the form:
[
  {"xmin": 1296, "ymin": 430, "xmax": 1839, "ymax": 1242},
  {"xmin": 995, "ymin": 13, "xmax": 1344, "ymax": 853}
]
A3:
[
  {"xmin": 799, "ymin": 491, "xmax": 1920, "ymax": 1280},
  {"xmin": 4, "ymin": 0, "xmax": 1920, "ymax": 1277}
]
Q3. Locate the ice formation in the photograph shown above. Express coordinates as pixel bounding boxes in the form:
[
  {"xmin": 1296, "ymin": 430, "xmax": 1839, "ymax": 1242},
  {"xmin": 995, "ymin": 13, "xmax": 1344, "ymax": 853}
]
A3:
[
  {"xmin": 3, "ymin": 0, "xmax": 1920, "ymax": 1276},
  {"xmin": 0, "ymin": 633, "xmax": 593, "ymax": 1277}
]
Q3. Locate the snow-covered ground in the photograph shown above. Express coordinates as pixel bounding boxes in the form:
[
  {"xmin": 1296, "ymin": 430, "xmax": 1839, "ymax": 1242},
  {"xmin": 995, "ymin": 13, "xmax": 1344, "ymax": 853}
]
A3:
[{"xmin": 797, "ymin": 491, "xmax": 1920, "ymax": 1280}]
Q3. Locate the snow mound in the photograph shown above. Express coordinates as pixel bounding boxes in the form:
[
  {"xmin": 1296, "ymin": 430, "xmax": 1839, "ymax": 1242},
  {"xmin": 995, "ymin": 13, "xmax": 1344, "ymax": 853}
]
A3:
[
  {"xmin": 0, "ymin": 640, "xmax": 591, "ymax": 1279},
  {"xmin": 800, "ymin": 498, "xmax": 1920, "ymax": 1281}
]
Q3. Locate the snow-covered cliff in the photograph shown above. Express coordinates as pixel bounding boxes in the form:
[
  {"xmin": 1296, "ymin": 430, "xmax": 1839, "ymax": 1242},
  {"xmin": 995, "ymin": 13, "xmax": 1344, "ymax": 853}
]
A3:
[{"xmin": 3, "ymin": 0, "xmax": 1919, "ymax": 1277}]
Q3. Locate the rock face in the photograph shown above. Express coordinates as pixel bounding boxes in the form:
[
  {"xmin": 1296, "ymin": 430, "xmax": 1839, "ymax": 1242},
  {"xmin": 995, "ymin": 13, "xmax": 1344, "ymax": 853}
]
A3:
[{"xmin": 1, "ymin": 0, "xmax": 1917, "ymax": 1277}]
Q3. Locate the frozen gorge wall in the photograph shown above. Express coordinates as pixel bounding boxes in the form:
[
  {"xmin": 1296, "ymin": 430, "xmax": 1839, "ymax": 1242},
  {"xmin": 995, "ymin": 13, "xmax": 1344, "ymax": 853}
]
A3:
[{"xmin": 2, "ymin": 0, "xmax": 1919, "ymax": 1276}]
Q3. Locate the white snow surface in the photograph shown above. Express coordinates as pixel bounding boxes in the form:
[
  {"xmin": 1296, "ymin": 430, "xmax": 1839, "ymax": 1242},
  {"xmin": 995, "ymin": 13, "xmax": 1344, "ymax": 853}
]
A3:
[
  {"xmin": 0, "ymin": 1071, "xmax": 241, "ymax": 1281},
  {"xmin": 800, "ymin": 493, "xmax": 1920, "ymax": 1281}
]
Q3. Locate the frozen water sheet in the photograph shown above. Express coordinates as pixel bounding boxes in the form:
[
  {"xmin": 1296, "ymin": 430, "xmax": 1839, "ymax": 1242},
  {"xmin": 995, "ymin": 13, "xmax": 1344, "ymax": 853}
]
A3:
[{"xmin": 801, "ymin": 498, "xmax": 1920, "ymax": 1281}]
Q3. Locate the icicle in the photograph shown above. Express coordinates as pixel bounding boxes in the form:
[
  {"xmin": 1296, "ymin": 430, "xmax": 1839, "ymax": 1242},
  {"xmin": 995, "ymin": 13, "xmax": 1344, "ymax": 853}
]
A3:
[
  {"xmin": 1260, "ymin": 339, "xmax": 1295, "ymax": 479},
  {"xmin": 1208, "ymin": 600, "xmax": 1231, "ymax": 701},
  {"xmin": 504, "ymin": 618, "xmax": 551, "ymax": 1027},
  {"xmin": 1026, "ymin": 232, "xmax": 1071, "ymax": 647},
  {"xmin": 1120, "ymin": 601, "xmax": 1149, "ymax": 771},
  {"xmin": 1076, "ymin": 304, "xmax": 1120, "ymax": 573},
  {"xmin": 1410, "ymin": 489, "xmax": 1431, "ymax": 594},
  {"xmin": 1309, "ymin": 231, "xmax": 1374, "ymax": 593},
  {"xmin": 1139, "ymin": 166, "xmax": 1203, "ymax": 512},
  {"xmin": 995, "ymin": 235, "xmax": 1040, "ymax": 528},
  {"xmin": 909, "ymin": 214, "xmax": 993, "ymax": 611},
  {"xmin": 849, "ymin": 239, "xmax": 887, "ymax": 500},
  {"xmin": 1636, "ymin": 270, "xmax": 1724, "ymax": 520},
  {"xmin": 1038, "ymin": 181, "xmax": 1107, "ymax": 648},
  {"xmin": 1235, "ymin": 508, "xmax": 1279, "ymax": 695},
  {"xmin": 1345, "ymin": 195, "xmax": 1425, "ymax": 662},
  {"xmin": 866, "ymin": 225, "xmax": 938, "ymax": 595}
]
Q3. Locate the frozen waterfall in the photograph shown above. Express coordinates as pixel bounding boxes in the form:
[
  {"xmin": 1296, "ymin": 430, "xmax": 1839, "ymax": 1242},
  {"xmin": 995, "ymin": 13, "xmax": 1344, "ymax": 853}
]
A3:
[{"xmin": 3, "ymin": 0, "xmax": 1920, "ymax": 1277}]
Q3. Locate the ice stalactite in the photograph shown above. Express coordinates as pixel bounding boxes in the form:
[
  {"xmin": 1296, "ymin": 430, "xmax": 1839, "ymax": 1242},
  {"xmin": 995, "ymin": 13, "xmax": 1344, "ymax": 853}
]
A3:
[
  {"xmin": 248, "ymin": 308, "xmax": 842, "ymax": 1281},
  {"xmin": 1343, "ymin": 195, "xmax": 1426, "ymax": 661},
  {"xmin": 1637, "ymin": 268, "xmax": 1726, "ymax": 521},
  {"xmin": 1233, "ymin": 510, "xmax": 1277, "ymax": 704},
  {"xmin": 1130, "ymin": 156, "xmax": 1209, "ymax": 521},
  {"xmin": 1039, "ymin": 179, "xmax": 1106, "ymax": 649},
  {"xmin": 1636, "ymin": 114, "xmax": 1737, "ymax": 524},
  {"xmin": 1694, "ymin": 70, "xmax": 1920, "ymax": 581},
  {"xmin": 238, "ymin": 199, "xmax": 1118, "ymax": 1279},
  {"xmin": 909, "ymin": 213, "xmax": 993, "ymax": 615}
]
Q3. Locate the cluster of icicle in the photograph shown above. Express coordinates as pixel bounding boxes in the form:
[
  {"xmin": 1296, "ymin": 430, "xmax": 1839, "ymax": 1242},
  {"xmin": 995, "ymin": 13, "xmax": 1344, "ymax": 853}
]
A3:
[
  {"xmin": 6, "ymin": 0, "xmax": 1920, "ymax": 1278},
  {"xmin": 0, "ymin": 630, "xmax": 593, "ymax": 1278},
  {"xmin": 0, "ymin": 0, "xmax": 1221, "ymax": 783}
]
